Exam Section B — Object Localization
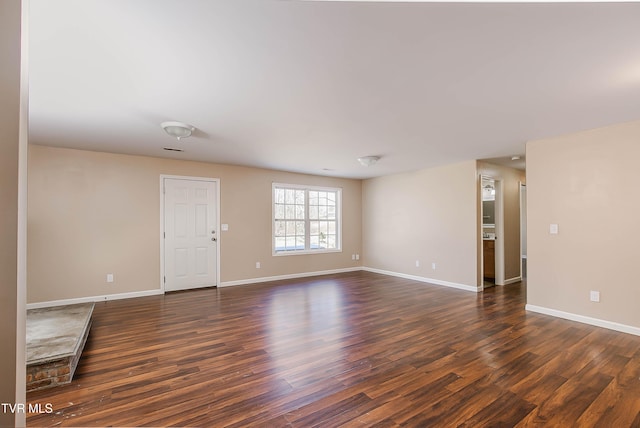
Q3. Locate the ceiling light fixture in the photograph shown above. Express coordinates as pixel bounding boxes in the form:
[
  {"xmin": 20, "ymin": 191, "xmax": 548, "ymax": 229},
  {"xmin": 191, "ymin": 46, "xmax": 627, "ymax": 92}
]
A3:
[
  {"xmin": 161, "ymin": 121, "xmax": 195, "ymax": 141},
  {"xmin": 511, "ymin": 155, "xmax": 521, "ymax": 161},
  {"xmin": 357, "ymin": 156, "xmax": 380, "ymax": 167}
]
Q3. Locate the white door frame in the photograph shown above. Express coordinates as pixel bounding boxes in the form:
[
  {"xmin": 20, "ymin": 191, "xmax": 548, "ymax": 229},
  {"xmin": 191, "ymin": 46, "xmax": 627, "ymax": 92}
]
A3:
[
  {"xmin": 494, "ymin": 178, "xmax": 505, "ymax": 286},
  {"xmin": 519, "ymin": 182, "xmax": 527, "ymax": 280},
  {"xmin": 160, "ymin": 174, "xmax": 220, "ymax": 292}
]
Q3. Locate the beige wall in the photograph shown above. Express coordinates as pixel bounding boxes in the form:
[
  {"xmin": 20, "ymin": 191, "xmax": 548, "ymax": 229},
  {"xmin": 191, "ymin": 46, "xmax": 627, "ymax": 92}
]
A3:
[
  {"xmin": 1, "ymin": 0, "xmax": 26, "ymax": 425},
  {"xmin": 28, "ymin": 145, "xmax": 362, "ymax": 303},
  {"xmin": 527, "ymin": 119, "xmax": 640, "ymax": 328},
  {"xmin": 362, "ymin": 161, "xmax": 478, "ymax": 288},
  {"xmin": 477, "ymin": 161, "xmax": 525, "ymax": 283}
]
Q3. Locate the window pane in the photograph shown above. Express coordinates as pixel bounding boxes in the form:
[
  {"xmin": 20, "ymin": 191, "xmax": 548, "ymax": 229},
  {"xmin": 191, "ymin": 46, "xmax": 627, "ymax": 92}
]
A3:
[
  {"xmin": 285, "ymin": 205, "xmax": 294, "ymax": 219},
  {"xmin": 275, "ymin": 204, "xmax": 284, "ymax": 219},
  {"xmin": 320, "ymin": 221, "xmax": 328, "ymax": 234},
  {"xmin": 296, "ymin": 236, "xmax": 305, "ymax": 250},
  {"xmin": 295, "ymin": 190, "xmax": 305, "ymax": 205},
  {"xmin": 285, "ymin": 237, "xmax": 296, "ymax": 250},
  {"xmin": 296, "ymin": 205, "xmax": 305, "ymax": 219},
  {"xmin": 327, "ymin": 235, "xmax": 336, "ymax": 248},
  {"xmin": 327, "ymin": 206, "xmax": 336, "ymax": 219},
  {"xmin": 286, "ymin": 221, "xmax": 296, "ymax": 235},
  {"xmin": 327, "ymin": 192, "xmax": 336, "ymax": 205},
  {"xmin": 275, "ymin": 188, "xmax": 285, "ymax": 204},
  {"xmin": 286, "ymin": 189, "xmax": 295, "ymax": 204},
  {"xmin": 274, "ymin": 220, "xmax": 285, "ymax": 236},
  {"xmin": 319, "ymin": 206, "xmax": 327, "ymax": 219},
  {"xmin": 275, "ymin": 237, "xmax": 285, "ymax": 251},
  {"xmin": 328, "ymin": 221, "xmax": 336, "ymax": 234},
  {"xmin": 296, "ymin": 221, "xmax": 305, "ymax": 236},
  {"xmin": 309, "ymin": 206, "xmax": 318, "ymax": 219},
  {"xmin": 310, "ymin": 221, "xmax": 319, "ymax": 235},
  {"xmin": 318, "ymin": 232, "xmax": 327, "ymax": 248}
]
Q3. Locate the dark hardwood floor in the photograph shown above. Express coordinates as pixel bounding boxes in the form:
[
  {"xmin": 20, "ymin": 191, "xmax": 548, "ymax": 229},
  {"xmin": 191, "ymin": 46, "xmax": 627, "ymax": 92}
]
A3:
[{"xmin": 27, "ymin": 271, "xmax": 640, "ymax": 427}]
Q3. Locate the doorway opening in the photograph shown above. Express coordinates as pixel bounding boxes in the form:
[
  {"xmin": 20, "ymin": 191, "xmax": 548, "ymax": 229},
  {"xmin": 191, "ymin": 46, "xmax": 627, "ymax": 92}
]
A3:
[{"xmin": 480, "ymin": 176, "xmax": 504, "ymax": 288}]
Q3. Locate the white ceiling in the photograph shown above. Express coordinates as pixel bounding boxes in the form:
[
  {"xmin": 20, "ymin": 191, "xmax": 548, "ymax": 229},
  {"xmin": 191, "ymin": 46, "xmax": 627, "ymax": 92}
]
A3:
[{"xmin": 28, "ymin": 1, "xmax": 640, "ymax": 179}]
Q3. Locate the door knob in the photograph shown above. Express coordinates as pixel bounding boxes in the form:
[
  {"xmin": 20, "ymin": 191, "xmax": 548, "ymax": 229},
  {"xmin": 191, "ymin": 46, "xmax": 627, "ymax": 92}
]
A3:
[{"xmin": 211, "ymin": 237, "xmax": 217, "ymax": 242}]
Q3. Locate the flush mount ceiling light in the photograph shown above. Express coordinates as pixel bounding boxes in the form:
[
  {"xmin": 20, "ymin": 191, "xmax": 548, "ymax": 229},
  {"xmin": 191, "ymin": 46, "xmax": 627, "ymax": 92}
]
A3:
[
  {"xmin": 161, "ymin": 121, "xmax": 195, "ymax": 141},
  {"xmin": 357, "ymin": 156, "xmax": 380, "ymax": 167},
  {"xmin": 511, "ymin": 155, "xmax": 521, "ymax": 161}
]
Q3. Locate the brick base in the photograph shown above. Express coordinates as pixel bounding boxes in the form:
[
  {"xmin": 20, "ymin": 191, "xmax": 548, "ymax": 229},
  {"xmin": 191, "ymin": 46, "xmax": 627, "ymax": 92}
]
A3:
[{"xmin": 26, "ymin": 318, "xmax": 92, "ymax": 392}]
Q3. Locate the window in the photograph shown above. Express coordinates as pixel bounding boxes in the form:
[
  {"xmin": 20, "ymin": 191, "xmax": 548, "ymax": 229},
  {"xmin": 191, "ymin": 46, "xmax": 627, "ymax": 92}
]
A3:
[{"xmin": 273, "ymin": 183, "xmax": 341, "ymax": 255}]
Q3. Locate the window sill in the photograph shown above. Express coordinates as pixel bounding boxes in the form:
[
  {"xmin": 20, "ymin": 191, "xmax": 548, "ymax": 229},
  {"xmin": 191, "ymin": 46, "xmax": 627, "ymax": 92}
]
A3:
[{"xmin": 273, "ymin": 248, "xmax": 342, "ymax": 257}]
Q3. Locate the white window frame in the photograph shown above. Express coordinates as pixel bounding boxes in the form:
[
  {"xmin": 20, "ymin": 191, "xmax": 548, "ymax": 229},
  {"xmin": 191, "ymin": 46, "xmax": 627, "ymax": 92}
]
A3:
[{"xmin": 272, "ymin": 183, "xmax": 342, "ymax": 256}]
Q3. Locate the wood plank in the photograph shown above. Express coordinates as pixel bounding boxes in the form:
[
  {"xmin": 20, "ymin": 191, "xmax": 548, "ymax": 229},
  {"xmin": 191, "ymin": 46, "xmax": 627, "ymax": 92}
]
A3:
[{"xmin": 26, "ymin": 271, "xmax": 640, "ymax": 427}]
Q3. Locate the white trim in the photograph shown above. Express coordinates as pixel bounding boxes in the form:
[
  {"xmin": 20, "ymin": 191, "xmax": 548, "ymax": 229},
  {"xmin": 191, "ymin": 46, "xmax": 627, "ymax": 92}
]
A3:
[
  {"xmin": 16, "ymin": 3, "xmax": 30, "ymax": 424},
  {"xmin": 519, "ymin": 182, "xmax": 527, "ymax": 274},
  {"xmin": 503, "ymin": 276, "xmax": 522, "ymax": 285},
  {"xmin": 219, "ymin": 267, "xmax": 361, "ymax": 287},
  {"xmin": 26, "ymin": 289, "xmax": 164, "ymax": 310},
  {"xmin": 525, "ymin": 304, "xmax": 640, "ymax": 337},
  {"xmin": 272, "ymin": 182, "xmax": 343, "ymax": 192},
  {"xmin": 27, "ymin": 268, "xmax": 482, "ymax": 308},
  {"xmin": 494, "ymin": 178, "xmax": 505, "ymax": 286},
  {"xmin": 161, "ymin": 174, "xmax": 219, "ymax": 182},
  {"xmin": 160, "ymin": 175, "xmax": 221, "ymax": 292},
  {"xmin": 363, "ymin": 267, "xmax": 480, "ymax": 293},
  {"xmin": 272, "ymin": 248, "xmax": 343, "ymax": 257}
]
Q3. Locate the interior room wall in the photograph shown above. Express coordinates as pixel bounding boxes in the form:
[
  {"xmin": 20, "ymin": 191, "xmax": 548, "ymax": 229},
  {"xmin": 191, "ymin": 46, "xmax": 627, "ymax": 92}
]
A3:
[
  {"xmin": 477, "ymin": 161, "xmax": 525, "ymax": 283},
  {"xmin": 27, "ymin": 145, "xmax": 362, "ymax": 304},
  {"xmin": 527, "ymin": 119, "xmax": 640, "ymax": 330},
  {"xmin": 0, "ymin": 0, "xmax": 25, "ymax": 425},
  {"xmin": 362, "ymin": 160, "xmax": 478, "ymax": 290}
]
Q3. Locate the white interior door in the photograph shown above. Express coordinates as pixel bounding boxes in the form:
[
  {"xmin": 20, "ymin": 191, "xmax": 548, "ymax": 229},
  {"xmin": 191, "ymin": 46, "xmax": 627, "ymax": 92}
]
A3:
[{"xmin": 164, "ymin": 178, "xmax": 217, "ymax": 291}]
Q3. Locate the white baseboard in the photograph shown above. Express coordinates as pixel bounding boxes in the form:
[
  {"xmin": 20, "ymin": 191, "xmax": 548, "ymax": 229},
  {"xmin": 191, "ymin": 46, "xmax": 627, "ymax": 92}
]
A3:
[
  {"xmin": 27, "ymin": 267, "xmax": 480, "ymax": 307},
  {"xmin": 503, "ymin": 276, "xmax": 522, "ymax": 285},
  {"xmin": 219, "ymin": 267, "xmax": 362, "ymax": 288},
  {"xmin": 362, "ymin": 267, "xmax": 479, "ymax": 293},
  {"xmin": 525, "ymin": 304, "xmax": 640, "ymax": 337},
  {"xmin": 26, "ymin": 289, "xmax": 164, "ymax": 310}
]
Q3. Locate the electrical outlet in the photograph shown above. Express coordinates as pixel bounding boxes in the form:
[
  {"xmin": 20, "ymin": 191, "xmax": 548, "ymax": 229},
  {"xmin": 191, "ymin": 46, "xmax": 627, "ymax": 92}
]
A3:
[
  {"xmin": 352, "ymin": 254, "xmax": 356, "ymax": 260},
  {"xmin": 106, "ymin": 273, "xmax": 114, "ymax": 283},
  {"xmin": 415, "ymin": 260, "xmax": 420, "ymax": 267},
  {"xmin": 590, "ymin": 291, "xmax": 600, "ymax": 302},
  {"xmin": 432, "ymin": 262, "xmax": 436, "ymax": 270},
  {"xmin": 256, "ymin": 262, "xmax": 261, "ymax": 269},
  {"xmin": 355, "ymin": 254, "xmax": 359, "ymax": 260}
]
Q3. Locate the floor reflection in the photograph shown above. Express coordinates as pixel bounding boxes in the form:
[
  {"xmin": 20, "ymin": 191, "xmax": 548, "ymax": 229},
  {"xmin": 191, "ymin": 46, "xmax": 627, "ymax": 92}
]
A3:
[{"xmin": 266, "ymin": 280, "xmax": 346, "ymax": 378}]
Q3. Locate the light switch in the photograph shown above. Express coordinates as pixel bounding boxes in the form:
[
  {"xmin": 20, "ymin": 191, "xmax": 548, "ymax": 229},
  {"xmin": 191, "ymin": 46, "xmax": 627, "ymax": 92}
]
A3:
[
  {"xmin": 549, "ymin": 224, "xmax": 559, "ymax": 235},
  {"xmin": 221, "ymin": 224, "xmax": 229, "ymax": 231}
]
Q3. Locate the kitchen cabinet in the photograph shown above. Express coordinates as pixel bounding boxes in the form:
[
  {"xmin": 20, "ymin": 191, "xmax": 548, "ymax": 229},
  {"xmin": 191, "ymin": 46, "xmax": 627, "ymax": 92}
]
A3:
[{"xmin": 483, "ymin": 240, "xmax": 495, "ymax": 279}]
